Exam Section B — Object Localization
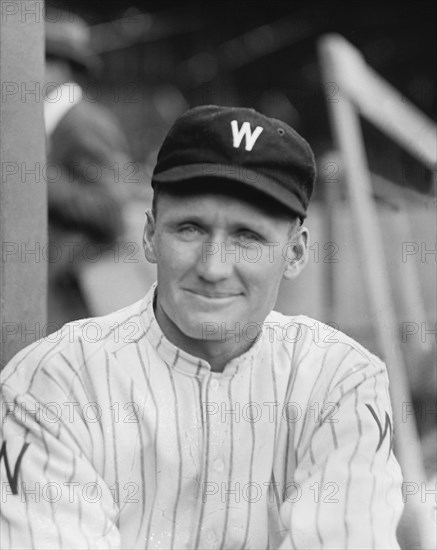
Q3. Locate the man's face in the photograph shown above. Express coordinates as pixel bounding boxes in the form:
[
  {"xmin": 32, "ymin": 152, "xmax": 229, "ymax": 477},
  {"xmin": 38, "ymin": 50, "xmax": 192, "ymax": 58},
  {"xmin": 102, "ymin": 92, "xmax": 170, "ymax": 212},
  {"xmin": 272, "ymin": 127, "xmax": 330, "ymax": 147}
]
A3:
[{"xmin": 144, "ymin": 190, "xmax": 308, "ymax": 345}]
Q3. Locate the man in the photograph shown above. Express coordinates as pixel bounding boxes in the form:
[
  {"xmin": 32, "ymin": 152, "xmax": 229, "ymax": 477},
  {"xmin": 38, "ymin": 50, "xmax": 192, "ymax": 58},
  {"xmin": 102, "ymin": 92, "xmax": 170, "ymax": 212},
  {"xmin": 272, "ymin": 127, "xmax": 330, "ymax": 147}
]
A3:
[
  {"xmin": 1, "ymin": 106, "xmax": 403, "ymax": 549},
  {"xmin": 44, "ymin": 11, "xmax": 131, "ymax": 327}
]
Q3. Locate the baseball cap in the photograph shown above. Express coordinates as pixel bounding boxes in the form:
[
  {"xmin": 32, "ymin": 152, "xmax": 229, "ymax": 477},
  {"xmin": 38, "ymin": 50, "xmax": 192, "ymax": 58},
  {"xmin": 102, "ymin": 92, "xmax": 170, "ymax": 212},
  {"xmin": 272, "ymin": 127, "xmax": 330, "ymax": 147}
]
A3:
[{"xmin": 152, "ymin": 105, "xmax": 316, "ymax": 219}]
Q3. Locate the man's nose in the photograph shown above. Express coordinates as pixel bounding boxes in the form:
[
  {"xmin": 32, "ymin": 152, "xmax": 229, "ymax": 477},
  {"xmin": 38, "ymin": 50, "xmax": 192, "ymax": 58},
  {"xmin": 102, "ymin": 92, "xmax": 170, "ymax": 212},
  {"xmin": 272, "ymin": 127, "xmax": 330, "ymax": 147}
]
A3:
[{"xmin": 196, "ymin": 240, "xmax": 234, "ymax": 282}]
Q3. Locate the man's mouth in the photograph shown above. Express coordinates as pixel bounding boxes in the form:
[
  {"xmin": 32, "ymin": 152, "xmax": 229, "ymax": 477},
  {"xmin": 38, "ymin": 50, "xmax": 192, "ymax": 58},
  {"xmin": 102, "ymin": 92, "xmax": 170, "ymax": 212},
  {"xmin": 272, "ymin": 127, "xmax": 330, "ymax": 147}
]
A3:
[{"xmin": 184, "ymin": 289, "xmax": 242, "ymax": 299}]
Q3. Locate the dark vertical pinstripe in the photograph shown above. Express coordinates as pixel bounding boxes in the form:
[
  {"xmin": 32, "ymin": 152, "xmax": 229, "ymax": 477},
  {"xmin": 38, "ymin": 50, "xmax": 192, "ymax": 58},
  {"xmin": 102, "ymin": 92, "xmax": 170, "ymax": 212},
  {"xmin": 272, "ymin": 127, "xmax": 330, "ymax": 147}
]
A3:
[
  {"xmin": 193, "ymin": 379, "xmax": 210, "ymax": 550},
  {"xmin": 96, "ymin": 469, "xmax": 112, "ymax": 548},
  {"xmin": 281, "ymin": 341, "xmax": 301, "ymax": 492},
  {"xmin": 3, "ymin": 305, "xmax": 149, "ymax": 387},
  {"xmin": 190, "ymin": 360, "xmax": 204, "ymax": 548},
  {"xmin": 267, "ymin": 472, "xmax": 284, "ymax": 550},
  {"xmin": 40, "ymin": 427, "xmax": 63, "ymax": 548},
  {"xmin": 112, "ymin": 332, "xmax": 146, "ymax": 354},
  {"xmin": 295, "ymin": 347, "xmax": 332, "ymax": 463},
  {"xmin": 322, "ymin": 348, "xmax": 355, "ymax": 400},
  {"xmin": 21, "ymin": 427, "xmax": 36, "ymax": 549},
  {"xmin": 105, "ymin": 356, "xmax": 120, "ymax": 517},
  {"xmin": 156, "ymin": 335, "xmax": 163, "ymax": 350},
  {"xmin": 69, "ymin": 453, "xmax": 91, "ymax": 548},
  {"xmin": 195, "ymin": 361, "xmax": 202, "ymax": 377},
  {"xmin": 60, "ymin": 353, "xmax": 95, "ymax": 459},
  {"xmin": 167, "ymin": 351, "xmax": 183, "ymax": 550},
  {"xmin": 143, "ymin": 317, "xmax": 153, "ymax": 339},
  {"xmin": 56, "ymin": 309, "xmax": 149, "ymax": 386},
  {"xmin": 241, "ymin": 359, "xmax": 256, "ymax": 549},
  {"xmin": 136, "ymin": 344, "xmax": 159, "ymax": 550},
  {"xmin": 343, "ymin": 386, "xmax": 362, "ymax": 548},
  {"xmin": 306, "ymin": 349, "xmax": 369, "ymax": 446},
  {"xmin": 219, "ymin": 365, "xmax": 240, "ymax": 550},
  {"xmin": 19, "ymin": 401, "xmax": 66, "ymax": 548},
  {"xmin": 288, "ymin": 454, "xmax": 299, "ymax": 547},
  {"xmin": 270, "ymin": 470, "xmax": 282, "ymax": 513},
  {"xmin": 77, "ymin": 481, "xmax": 84, "ymax": 545},
  {"xmin": 80, "ymin": 340, "xmax": 106, "ymax": 450},
  {"xmin": 40, "ymin": 367, "xmax": 69, "ymax": 397},
  {"xmin": 26, "ymin": 337, "xmax": 66, "ymax": 393},
  {"xmin": 315, "ymin": 458, "xmax": 329, "ymax": 548},
  {"xmin": 55, "ymin": 418, "xmax": 86, "ymax": 454},
  {"xmin": 130, "ymin": 379, "xmax": 147, "ymax": 542},
  {"xmin": 309, "ymin": 441, "xmax": 316, "ymax": 466},
  {"xmin": 379, "ymin": 369, "xmax": 398, "ymax": 541},
  {"xmin": 26, "ymin": 387, "xmax": 87, "ymax": 455},
  {"xmin": 368, "ymin": 374, "xmax": 379, "ymax": 550},
  {"xmin": 329, "ymin": 420, "xmax": 338, "ymax": 450},
  {"xmin": 270, "ymin": 342, "xmax": 279, "ymax": 446},
  {"xmin": 324, "ymin": 384, "xmax": 346, "ymax": 457},
  {"xmin": 61, "ymin": 352, "xmax": 91, "ymax": 401},
  {"xmin": 307, "ymin": 355, "xmax": 366, "ymax": 472},
  {"xmin": 101, "ymin": 308, "xmax": 149, "ymax": 341}
]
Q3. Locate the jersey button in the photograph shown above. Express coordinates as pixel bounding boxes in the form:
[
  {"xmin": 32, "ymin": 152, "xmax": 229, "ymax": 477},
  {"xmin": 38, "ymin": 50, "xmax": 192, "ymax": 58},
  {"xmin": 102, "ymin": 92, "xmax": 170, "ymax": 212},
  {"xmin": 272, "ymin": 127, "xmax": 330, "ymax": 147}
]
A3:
[
  {"xmin": 210, "ymin": 378, "xmax": 219, "ymax": 391},
  {"xmin": 213, "ymin": 459, "xmax": 225, "ymax": 473}
]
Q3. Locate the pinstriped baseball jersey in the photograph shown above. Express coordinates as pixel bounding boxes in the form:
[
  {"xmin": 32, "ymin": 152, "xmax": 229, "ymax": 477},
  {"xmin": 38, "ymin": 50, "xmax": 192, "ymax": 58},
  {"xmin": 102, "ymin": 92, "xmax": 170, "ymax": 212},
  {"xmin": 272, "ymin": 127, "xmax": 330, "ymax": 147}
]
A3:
[{"xmin": 1, "ymin": 282, "xmax": 403, "ymax": 549}]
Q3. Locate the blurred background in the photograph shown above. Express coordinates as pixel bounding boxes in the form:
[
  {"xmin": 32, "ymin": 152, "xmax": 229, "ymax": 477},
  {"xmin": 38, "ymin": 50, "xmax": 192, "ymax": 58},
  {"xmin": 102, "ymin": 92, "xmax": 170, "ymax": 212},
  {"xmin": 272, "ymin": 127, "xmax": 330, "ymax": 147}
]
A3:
[
  {"xmin": 47, "ymin": 1, "xmax": 436, "ymax": 181},
  {"xmin": 45, "ymin": 0, "xmax": 436, "ymax": 181}
]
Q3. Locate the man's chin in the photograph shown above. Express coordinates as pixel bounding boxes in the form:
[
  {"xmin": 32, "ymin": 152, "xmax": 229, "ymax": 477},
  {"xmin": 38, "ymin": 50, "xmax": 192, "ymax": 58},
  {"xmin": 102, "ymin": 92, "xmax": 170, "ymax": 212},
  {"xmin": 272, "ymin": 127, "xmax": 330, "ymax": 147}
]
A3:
[{"xmin": 176, "ymin": 311, "xmax": 247, "ymax": 342}]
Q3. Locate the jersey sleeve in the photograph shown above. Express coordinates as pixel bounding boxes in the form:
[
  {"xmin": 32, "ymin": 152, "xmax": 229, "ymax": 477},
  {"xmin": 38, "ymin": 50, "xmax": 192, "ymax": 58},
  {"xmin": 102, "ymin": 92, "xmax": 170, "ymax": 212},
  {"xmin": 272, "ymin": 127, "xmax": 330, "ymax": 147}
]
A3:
[
  {"xmin": 0, "ymin": 350, "xmax": 121, "ymax": 549},
  {"xmin": 280, "ymin": 351, "xmax": 404, "ymax": 549}
]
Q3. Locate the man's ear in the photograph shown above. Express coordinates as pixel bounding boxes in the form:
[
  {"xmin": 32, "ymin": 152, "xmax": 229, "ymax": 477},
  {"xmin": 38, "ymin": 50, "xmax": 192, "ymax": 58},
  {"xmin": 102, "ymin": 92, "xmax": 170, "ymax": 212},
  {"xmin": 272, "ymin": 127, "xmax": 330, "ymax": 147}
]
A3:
[
  {"xmin": 143, "ymin": 209, "xmax": 157, "ymax": 264},
  {"xmin": 283, "ymin": 226, "xmax": 309, "ymax": 280}
]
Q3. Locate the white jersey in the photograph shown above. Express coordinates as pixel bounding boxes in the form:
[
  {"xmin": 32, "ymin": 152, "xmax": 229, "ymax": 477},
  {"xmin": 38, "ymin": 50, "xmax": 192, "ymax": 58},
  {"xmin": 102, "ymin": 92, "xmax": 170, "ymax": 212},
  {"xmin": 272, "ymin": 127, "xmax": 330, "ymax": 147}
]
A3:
[{"xmin": 1, "ymin": 283, "xmax": 403, "ymax": 549}]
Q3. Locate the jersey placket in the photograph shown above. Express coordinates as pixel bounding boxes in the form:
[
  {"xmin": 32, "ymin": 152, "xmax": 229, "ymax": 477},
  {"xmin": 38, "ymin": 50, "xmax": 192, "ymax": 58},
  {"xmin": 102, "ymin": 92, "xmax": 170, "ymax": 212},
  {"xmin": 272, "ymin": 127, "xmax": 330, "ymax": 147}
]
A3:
[{"xmin": 192, "ymin": 372, "xmax": 231, "ymax": 549}]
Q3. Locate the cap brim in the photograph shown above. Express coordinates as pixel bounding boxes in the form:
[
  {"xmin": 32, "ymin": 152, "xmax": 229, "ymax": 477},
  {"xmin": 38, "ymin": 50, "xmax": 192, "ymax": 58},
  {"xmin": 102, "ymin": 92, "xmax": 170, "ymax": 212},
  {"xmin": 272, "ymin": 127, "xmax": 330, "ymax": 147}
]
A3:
[{"xmin": 152, "ymin": 164, "xmax": 307, "ymax": 219}]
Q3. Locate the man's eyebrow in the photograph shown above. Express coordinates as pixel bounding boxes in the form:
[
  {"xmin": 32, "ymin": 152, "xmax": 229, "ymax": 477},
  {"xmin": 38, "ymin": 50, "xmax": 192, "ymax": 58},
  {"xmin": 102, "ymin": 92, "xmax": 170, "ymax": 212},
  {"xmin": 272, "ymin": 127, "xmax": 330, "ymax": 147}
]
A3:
[{"xmin": 164, "ymin": 213, "xmax": 206, "ymax": 224}]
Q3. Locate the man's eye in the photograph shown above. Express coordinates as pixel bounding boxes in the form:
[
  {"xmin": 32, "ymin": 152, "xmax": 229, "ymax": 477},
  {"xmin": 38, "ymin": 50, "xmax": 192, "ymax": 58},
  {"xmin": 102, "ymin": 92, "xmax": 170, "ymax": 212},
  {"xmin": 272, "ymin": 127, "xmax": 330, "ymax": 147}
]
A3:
[
  {"xmin": 178, "ymin": 225, "xmax": 201, "ymax": 237},
  {"xmin": 236, "ymin": 231, "xmax": 262, "ymax": 245}
]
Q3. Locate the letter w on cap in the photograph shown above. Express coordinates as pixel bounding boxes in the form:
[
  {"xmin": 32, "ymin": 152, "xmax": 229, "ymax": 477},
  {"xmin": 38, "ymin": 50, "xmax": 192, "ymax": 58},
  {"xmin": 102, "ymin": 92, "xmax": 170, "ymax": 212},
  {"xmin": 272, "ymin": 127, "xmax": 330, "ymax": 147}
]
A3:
[{"xmin": 231, "ymin": 120, "xmax": 263, "ymax": 151}]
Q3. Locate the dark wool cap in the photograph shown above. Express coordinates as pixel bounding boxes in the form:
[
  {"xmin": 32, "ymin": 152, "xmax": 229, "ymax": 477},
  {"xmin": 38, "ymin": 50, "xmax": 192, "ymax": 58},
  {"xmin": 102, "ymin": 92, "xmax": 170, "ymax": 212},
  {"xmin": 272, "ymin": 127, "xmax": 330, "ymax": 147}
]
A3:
[{"xmin": 152, "ymin": 105, "xmax": 317, "ymax": 218}]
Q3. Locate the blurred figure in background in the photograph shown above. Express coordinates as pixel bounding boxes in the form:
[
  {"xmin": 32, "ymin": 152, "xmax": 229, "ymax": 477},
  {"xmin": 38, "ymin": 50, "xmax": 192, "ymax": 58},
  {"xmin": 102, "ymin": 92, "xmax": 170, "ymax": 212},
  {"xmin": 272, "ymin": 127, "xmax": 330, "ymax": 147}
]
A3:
[{"xmin": 44, "ymin": 10, "xmax": 132, "ymax": 328}]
